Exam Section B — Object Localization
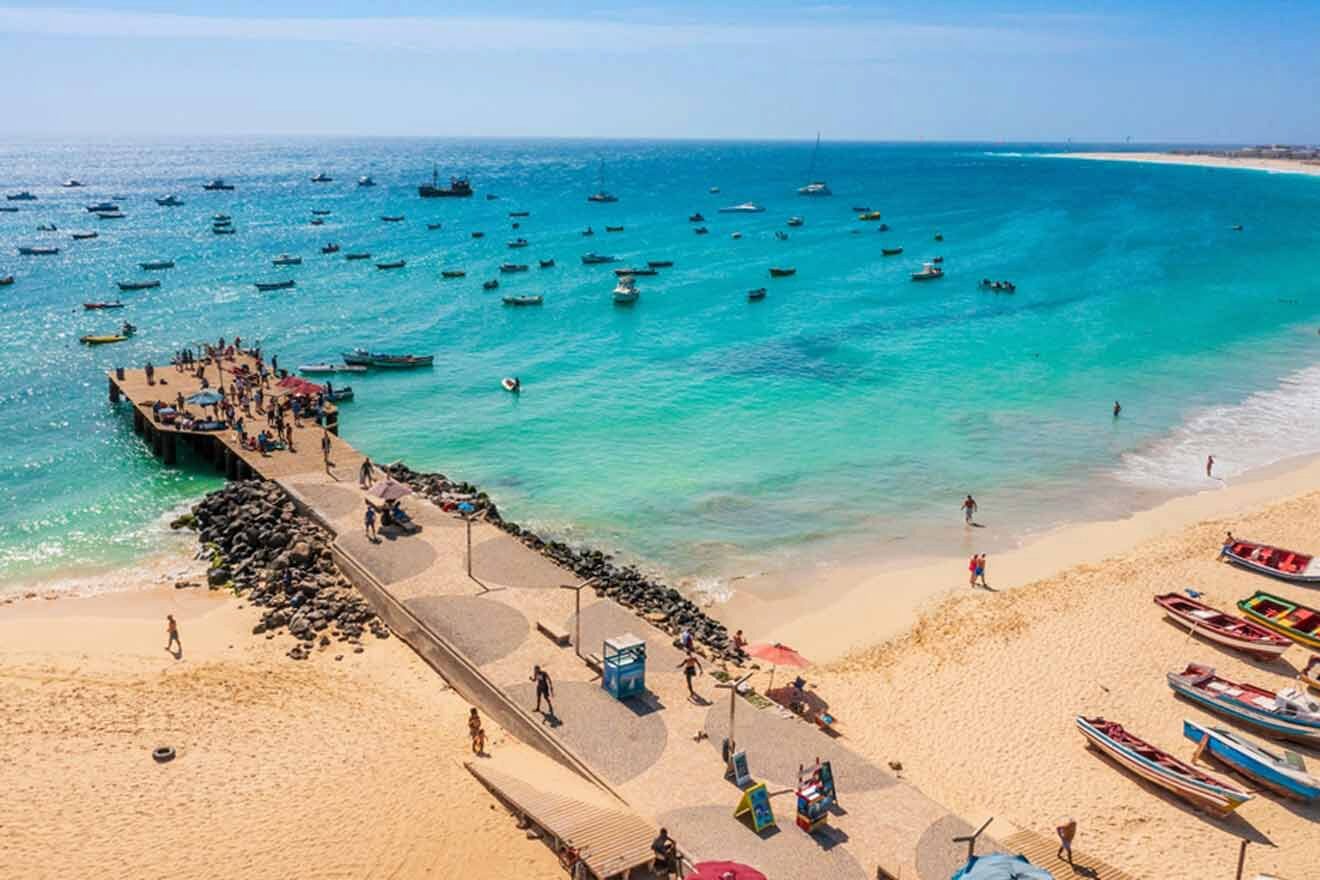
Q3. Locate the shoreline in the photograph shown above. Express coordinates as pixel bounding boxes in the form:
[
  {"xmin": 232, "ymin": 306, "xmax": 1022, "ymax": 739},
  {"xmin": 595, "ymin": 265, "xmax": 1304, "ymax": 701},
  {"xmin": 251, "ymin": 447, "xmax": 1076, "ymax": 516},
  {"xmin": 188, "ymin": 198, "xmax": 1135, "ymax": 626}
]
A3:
[{"xmin": 1050, "ymin": 150, "xmax": 1320, "ymax": 177}]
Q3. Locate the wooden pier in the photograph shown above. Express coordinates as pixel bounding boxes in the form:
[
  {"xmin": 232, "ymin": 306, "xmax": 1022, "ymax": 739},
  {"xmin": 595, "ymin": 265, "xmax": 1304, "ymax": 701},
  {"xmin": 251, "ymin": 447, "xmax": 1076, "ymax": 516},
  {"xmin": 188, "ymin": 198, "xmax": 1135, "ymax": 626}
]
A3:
[{"xmin": 106, "ymin": 353, "xmax": 362, "ymax": 480}]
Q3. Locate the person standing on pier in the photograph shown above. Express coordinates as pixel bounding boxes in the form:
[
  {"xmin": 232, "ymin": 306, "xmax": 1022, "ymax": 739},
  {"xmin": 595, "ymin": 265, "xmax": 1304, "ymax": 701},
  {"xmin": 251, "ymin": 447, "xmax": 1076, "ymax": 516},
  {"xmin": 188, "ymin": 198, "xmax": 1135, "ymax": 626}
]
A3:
[
  {"xmin": 321, "ymin": 430, "xmax": 332, "ymax": 473},
  {"xmin": 531, "ymin": 665, "xmax": 555, "ymax": 718},
  {"xmin": 364, "ymin": 503, "xmax": 377, "ymax": 541},
  {"xmin": 359, "ymin": 457, "xmax": 374, "ymax": 488},
  {"xmin": 145, "ymin": 360, "xmax": 155, "ymax": 386}
]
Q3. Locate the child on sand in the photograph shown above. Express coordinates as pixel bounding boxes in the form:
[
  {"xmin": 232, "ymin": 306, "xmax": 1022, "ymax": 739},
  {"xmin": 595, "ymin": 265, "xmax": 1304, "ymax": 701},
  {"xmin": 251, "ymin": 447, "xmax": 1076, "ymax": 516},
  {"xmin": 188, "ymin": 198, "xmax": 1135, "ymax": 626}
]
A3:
[{"xmin": 468, "ymin": 708, "xmax": 485, "ymax": 755}]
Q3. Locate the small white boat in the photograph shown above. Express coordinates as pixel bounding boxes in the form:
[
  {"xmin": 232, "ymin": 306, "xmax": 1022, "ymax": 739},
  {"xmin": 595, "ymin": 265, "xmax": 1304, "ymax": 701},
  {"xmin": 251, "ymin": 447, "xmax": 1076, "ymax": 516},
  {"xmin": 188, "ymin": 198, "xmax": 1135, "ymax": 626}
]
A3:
[
  {"xmin": 612, "ymin": 276, "xmax": 639, "ymax": 305},
  {"xmin": 63, "ymin": 179, "xmax": 85, "ymax": 188},
  {"xmin": 7, "ymin": 191, "xmax": 37, "ymax": 201},
  {"xmin": 718, "ymin": 202, "xmax": 765, "ymax": 214},
  {"xmin": 17, "ymin": 245, "xmax": 59, "ymax": 255},
  {"xmin": 86, "ymin": 202, "xmax": 116, "ymax": 213},
  {"xmin": 298, "ymin": 363, "xmax": 367, "ymax": 374},
  {"xmin": 310, "ymin": 172, "xmax": 333, "ymax": 183},
  {"xmin": 787, "ymin": 217, "xmax": 804, "ymax": 227},
  {"xmin": 581, "ymin": 252, "xmax": 617, "ymax": 264},
  {"xmin": 155, "ymin": 195, "xmax": 185, "ymax": 207},
  {"xmin": 502, "ymin": 295, "xmax": 543, "ymax": 306},
  {"xmin": 202, "ymin": 178, "xmax": 234, "ymax": 191},
  {"xmin": 911, "ymin": 263, "xmax": 944, "ymax": 281},
  {"xmin": 507, "ymin": 238, "xmax": 529, "ymax": 248},
  {"xmin": 272, "ymin": 254, "xmax": 302, "ymax": 266},
  {"xmin": 357, "ymin": 175, "xmax": 376, "ymax": 187},
  {"xmin": 708, "ymin": 186, "xmax": 720, "ymax": 194}
]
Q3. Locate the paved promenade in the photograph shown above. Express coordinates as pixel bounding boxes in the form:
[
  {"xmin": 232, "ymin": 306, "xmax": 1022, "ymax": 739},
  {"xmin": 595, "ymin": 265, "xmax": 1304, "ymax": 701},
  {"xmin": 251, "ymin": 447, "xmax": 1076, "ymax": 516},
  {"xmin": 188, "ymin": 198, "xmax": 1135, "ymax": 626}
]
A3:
[{"xmin": 110, "ymin": 356, "xmax": 988, "ymax": 879}]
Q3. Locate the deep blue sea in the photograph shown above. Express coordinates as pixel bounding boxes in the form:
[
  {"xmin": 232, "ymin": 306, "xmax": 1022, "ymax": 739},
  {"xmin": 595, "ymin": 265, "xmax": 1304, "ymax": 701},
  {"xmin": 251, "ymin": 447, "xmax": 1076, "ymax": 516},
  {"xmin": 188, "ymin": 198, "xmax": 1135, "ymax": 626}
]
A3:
[{"xmin": 3, "ymin": 138, "xmax": 1320, "ymax": 593}]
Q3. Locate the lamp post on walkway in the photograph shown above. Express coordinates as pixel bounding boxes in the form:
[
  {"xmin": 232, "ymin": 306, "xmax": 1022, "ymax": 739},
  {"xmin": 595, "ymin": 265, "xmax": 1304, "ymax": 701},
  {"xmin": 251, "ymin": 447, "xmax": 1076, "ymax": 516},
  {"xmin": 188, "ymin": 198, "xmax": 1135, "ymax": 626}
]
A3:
[
  {"xmin": 558, "ymin": 578, "xmax": 597, "ymax": 658},
  {"xmin": 715, "ymin": 671, "xmax": 754, "ymax": 774},
  {"xmin": 457, "ymin": 502, "xmax": 476, "ymax": 580}
]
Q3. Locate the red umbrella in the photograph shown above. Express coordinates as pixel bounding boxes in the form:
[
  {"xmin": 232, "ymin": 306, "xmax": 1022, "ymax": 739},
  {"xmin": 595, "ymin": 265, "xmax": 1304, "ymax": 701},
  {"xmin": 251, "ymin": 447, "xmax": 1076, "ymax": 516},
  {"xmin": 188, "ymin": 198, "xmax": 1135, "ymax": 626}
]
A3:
[
  {"xmin": 277, "ymin": 375, "xmax": 327, "ymax": 396},
  {"xmin": 746, "ymin": 642, "xmax": 810, "ymax": 691},
  {"xmin": 685, "ymin": 862, "xmax": 767, "ymax": 880}
]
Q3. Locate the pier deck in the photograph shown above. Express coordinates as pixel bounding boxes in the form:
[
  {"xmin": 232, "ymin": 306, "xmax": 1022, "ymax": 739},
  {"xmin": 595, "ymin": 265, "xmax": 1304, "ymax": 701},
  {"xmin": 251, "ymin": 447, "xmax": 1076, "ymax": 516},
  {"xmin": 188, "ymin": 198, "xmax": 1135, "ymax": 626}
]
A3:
[{"xmin": 108, "ymin": 355, "xmax": 994, "ymax": 880}]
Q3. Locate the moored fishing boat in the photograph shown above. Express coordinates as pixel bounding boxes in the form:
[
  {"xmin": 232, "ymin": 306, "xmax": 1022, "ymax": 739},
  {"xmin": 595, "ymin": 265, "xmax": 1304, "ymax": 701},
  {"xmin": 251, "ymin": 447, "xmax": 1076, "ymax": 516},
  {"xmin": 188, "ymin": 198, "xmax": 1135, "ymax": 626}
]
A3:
[
  {"xmin": 155, "ymin": 195, "xmax": 184, "ymax": 206},
  {"xmin": 1224, "ymin": 539, "xmax": 1320, "ymax": 584},
  {"xmin": 858, "ymin": 211, "xmax": 883, "ymax": 221},
  {"xmin": 912, "ymin": 263, "xmax": 944, "ymax": 281},
  {"xmin": 376, "ymin": 260, "xmax": 406, "ymax": 270},
  {"xmin": 471, "ymin": 231, "xmax": 485, "ymax": 239},
  {"xmin": 325, "ymin": 386, "xmax": 354, "ymax": 402},
  {"xmin": 117, "ymin": 280, "xmax": 160, "ymax": 291},
  {"xmin": 140, "ymin": 259, "xmax": 175, "ymax": 270},
  {"xmin": 768, "ymin": 267, "xmax": 796, "ymax": 278},
  {"xmin": 357, "ymin": 175, "xmax": 376, "ymax": 187},
  {"xmin": 310, "ymin": 218, "xmax": 325, "ymax": 226},
  {"xmin": 502, "ymin": 295, "xmax": 543, "ymax": 306},
  {"xmin": 605, "ymin": 225, "xmax": 624, "ymax": 233},
  {"xmin": 499, "ymin": 263, "xmax": 529, "ymax": 273},
  {"xmin": 1166, "ymin": 662, "xmax": 1320, "ymax": 745},
  {"xmin": 1153, "ymin": 593, "xmax": 1292, "ymax": 659},
  {"xmin": 310, "ymin": 172, "xmax": 333, "ymax": 183},
  {"xmin": 613, "ymin": 267, "xmax": 657, "ymax": 277},
  {"xmin": 747, "ymin": 287, "xmax": 767, "ymax": 301},
  {"xmin": 1075, "ymin": 716, "xmax": 1251, "ymax": 815},
  {"xmin": 688, "ymin": 213, "xmax": 705, "ymax": 223},
  {"xmin": 86, "ymin": 201, "xmax": 116, "ymax": 213},
  {"xmin": 211, "ymin": 214, "xmax": 231, "ymax": 222},
  {"xmin": 882, "ymin": 247, "xmax": 903, "ymax": 256},
  {"xmin": 647, "ymin": 260, "xmax": 673, "ymax": 268},
  {"xmin": 71, "ymin": 231, "xmax": 99, "ymax": 240},
  {"xmin": 380, "ymin": 215, "xmax": 404, "ymax": 223},
  {"xmin": 1238, "ymin": 591, "xmax": 1320, "ymax": 649},
  {"xmin": 212, "ymin": 226, "xmax": 236, "ymax": 235},
  {"xmin": 442, "ymin": 269, "xmax": 466, "ymax": 278},
  {"xmin": 427, "ymin": 223, "xmax": 443, "ymax": 230},
  {"xmin": 321, "ymin": 243, "xmax": 340, "ymax": 254},
  {"xmin": 787, "ymin": 216, "xmax": 804, "ymax": 227},
  {"xmin": 83, "ymin": 300, "xmax": 124, "ymax": 310},
  {"xmin": 507, "ymin": 238, "xmax": 529, "ymax": 248},
  {"xmin": 0, "ymin": 275, "xmax": 14, "ymax": 286},
  {"xmin": 1183, "ymin": 719, "xmax": 1320, "ymax": 802},
  {"xmin": 345, "ymin": 252, "xmax": 371, "ymax": 261},
  {"xmin": 311, "ymin": 209, "xmax": 331, "ymax": 216},
  {"xmin": 272, "ymin": 254, "xmax": 302, "ymax": 266},
  {"xmin": 355, "ymin": 351, "xmax": 433, "ymax": 368},
  {"xmin": 509, "ymin": 210, "xmax": 530, "ymax": 218},
  {"xmin": 96, "ymin": 210, "xmax": 126, "ymax": 220},
  {"xmin": 482, "ymin": 279, "xmax": 499, "ymax": 290},
  {"xmin": 581, "ymin": 252, "xmax": 617, "ymax": 264},
  {"xmin": 418, "ymin": 165, "xmax": 472, "ymax": 198},
  {"xmin": 7, "ymin": 191, "xmax": 37, "ymax": 201},
  {"xmin": 538, "ymin": 259, "xmax": 555, "ymax": 269},
  {"xmin": 63, "ymin": 180, "xmax": 85, "ymax": 188},
  {"xmin": 612, "ymin": 276, "xmax": 639, "ymax": 305},
  {"xmin": 254, "ymin": 280, "xmax": 296, "ymax": 291},
  {"xmin": 18, "ymin": 246, "xmax": 59, "ymax": 256},
  {"xmin": 202, "ymin": 178, "xmax": 234, "ymax": 191}
]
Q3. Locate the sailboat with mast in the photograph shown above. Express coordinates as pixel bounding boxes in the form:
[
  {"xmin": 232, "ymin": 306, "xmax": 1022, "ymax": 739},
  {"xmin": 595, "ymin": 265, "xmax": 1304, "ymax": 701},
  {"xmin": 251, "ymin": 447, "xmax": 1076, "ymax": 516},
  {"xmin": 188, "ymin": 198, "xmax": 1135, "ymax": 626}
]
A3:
[
  {"xmin": 797, "ymin": 132, "xmax": 831, "ymax": 196},
  {"xmin": 587, "ymin": 158, "xmax": 618, "ymax": 203}
]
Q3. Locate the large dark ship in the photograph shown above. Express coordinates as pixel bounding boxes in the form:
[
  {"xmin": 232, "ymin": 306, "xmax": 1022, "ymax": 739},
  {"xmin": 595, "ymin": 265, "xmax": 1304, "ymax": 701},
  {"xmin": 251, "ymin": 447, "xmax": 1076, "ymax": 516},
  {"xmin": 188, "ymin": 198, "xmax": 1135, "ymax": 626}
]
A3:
[{"xmin": 418, "ymin": 164, "xmax": 472, "ymax": 198}]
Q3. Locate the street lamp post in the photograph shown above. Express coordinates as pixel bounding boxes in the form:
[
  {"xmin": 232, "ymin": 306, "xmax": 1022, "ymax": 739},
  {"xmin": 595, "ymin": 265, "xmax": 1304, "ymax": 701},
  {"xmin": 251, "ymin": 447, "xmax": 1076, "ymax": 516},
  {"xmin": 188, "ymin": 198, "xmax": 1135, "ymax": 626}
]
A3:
[
  {"xmin": 715, "ymin": 671, "xmax": 754, "ymax": 774},
  {"xmin": 558, "ymin": 578, "xmax": 597, "ymax": 658}
]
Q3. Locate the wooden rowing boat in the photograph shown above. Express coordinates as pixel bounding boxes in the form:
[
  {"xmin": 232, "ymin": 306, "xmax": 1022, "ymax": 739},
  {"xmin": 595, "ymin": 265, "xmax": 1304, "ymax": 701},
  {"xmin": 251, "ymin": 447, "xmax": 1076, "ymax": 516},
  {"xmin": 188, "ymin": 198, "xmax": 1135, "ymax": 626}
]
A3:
[
  {"xmin": 1076, "ymin": 716, "xmax": 1250, "ymax": 815},
  {"xmin": 1238, "ymin": 591, "xmax": 1320, "ymax": 650},
  {"xmin": 1153, "ymin": 593, "xmax": 1291, "ymax": 659},
  {"xmin": 1224, "ymin": 539, "xmax": 1320, "ymax": 584},
  {"xmin": 1183, "ymin": 719, "xmax": 1320, "ymax": 802},
  {"xmin": 1166, "ymin": 662, "xmax": 1320, "ymax": 745}
]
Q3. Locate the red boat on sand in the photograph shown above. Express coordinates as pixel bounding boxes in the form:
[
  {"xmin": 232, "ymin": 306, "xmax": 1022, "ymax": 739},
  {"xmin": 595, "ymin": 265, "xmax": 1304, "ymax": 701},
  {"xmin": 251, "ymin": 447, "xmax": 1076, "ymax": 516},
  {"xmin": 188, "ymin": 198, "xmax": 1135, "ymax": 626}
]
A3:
[
  {"xmin": 1154, "ymin": 593, "xmax": 1291, "ymax": 660},
  {"xmin": 1224, "ymin": 539, "xmax": 1320, "ymax": 584}
]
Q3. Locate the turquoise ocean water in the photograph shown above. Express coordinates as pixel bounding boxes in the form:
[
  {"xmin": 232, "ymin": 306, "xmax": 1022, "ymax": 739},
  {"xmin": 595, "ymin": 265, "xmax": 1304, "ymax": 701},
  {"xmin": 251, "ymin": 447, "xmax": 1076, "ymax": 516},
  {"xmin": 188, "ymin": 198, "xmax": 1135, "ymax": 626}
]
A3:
[{"xmin": 3, "ymin": 138, "xmax": 1320, "ymax": 593}]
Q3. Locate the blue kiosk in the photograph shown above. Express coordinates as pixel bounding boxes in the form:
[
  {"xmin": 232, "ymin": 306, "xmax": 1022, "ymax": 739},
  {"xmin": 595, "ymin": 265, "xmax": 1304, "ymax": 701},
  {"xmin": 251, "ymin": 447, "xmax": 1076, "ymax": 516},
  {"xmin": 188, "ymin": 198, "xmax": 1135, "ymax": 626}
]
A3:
[{"xmin": 602, "ymin": 633, "xmax": 647, "ymax": 700}]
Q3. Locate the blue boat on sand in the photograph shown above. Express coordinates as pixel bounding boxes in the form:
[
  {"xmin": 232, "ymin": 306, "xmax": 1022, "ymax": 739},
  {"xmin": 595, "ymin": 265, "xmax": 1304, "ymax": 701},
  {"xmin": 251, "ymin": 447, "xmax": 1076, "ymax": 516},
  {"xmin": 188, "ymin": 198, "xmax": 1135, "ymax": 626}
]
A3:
[
  {"xmin": 1166, "ymin": 663, "xmax": 1320, "ymax": 746},
  {"xmin": 1182, "ymin": 719, "xmax": 1320, "ymax": 802}
]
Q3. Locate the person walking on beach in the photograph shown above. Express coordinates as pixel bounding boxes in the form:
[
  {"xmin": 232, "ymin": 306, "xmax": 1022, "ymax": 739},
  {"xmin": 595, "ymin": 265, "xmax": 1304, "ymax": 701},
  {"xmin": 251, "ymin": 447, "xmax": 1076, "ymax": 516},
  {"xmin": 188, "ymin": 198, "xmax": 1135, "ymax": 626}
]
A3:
[
  {"xmin": 364, "ymin": 503, "xmax": 377, "ymax": 541},
  {"xmin": 531, "ymin": 665, "xmax": 555, "ymax": 717},
  {"xmin": 677, "ymin": 652, "xmax": 704, "ymax": 699},
  {"xmin": 962, "ymin": 494, "xmax": 978, "ymax": 526},
  {"xmin": 165, "ymin": 614, "xmax": 181, "ymax": 655},
  {"xmin": 1055, "ymin": 817, "xmax": 1076, "ymax": 865},
  {"xmin": 1206, "ymin": 455, "xmax": 1215, "ymax": 478},
  {"xmin": 968, "ymin": 554, "xmax": 978, "ymax": 588},
  {"xmin": 468, "ymin": 708, "xmax": 485, "ymax": 756},
  {"xmin": 321, "ymin": 430, "xmax": 332, "ymax": 473},
  {"xmin": 976, "ymin": 554, "xmax": 989, "ymax": 589},
  {"xmin": 359, "ymin": 457, "xmax": 374, "ymax": 489}
]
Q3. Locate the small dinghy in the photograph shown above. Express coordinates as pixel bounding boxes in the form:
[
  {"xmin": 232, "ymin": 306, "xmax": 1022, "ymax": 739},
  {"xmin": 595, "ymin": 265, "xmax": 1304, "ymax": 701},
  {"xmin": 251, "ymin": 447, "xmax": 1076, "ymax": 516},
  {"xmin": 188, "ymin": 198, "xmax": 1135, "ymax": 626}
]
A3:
[
  {"xmin": 693, "ymin": 226, "xmax": 708, "ymax": 235},
  {"xmin": 0, "ymin": 276, "xmax": 13, "ymax": 286},
  {"xmin": 787, "ymin": 217, "xmax": 804, "ymax": 227},
  {"xmin": 858, "ymin": 211, "xmax": 883, "ymax": 221},
  {"xmin": 1154, "ymin": 593, "xmax": 1291, "ymax": 659},
  {"xmin": 427, "ymin": 223, "xmax": 443, "ymax": 230},
  {"xmin": 254, "ymin": 280, "xmax": 296, "ymax": 292},
  {"xmin": 441, "ymin": 269, "xmax": 466, "ymax": 278},
  {"xmin": 376, "ymin": 260, "xmax": 406, "ymax": 270},
  {"xmin": 321, "ymin": 243, "xmax": 340, "ymax": 254},
  {"xmin": 380, "ymin": 215, "xmax": 405, "ymax": 222},
  {"xmin": 689, "ymin": 213, "xmax": 705, "ymax": 223},
  {"xmin": 507, "ymin": 238, "xmax": 529, "ymax": 248},
  {"xmin": 911, "ymin": 263, "xmax": 943, "ymax": 281},
  {"xmin": 140, "ymin": 260, "xmax": 175, "ymax": 270},
  {"xmin": 882, "ymin": 247, "xmax": 903, "ymax": 256},
  {"xmin": 1183, "ymin": 719, "xmax": 1320, "ymax": 802},
  {"xmin": 647, "ymin": 260, "xmax": 674, "ymax": 268},
  {"xmin": 605, "ymin": 225, "xmax": 624, "ymax": 233},
  {"xmin": 83, "ymin": 301, "xmax": 124, "ymax": 310},
  {"xmin": 471, "ymin": 231, "xmax": 485, "ymax": 239},
  {"xmin": 502, "ymin": 295, "xmax": 543, "ymax": 306},
  {"xmin": 18, "ymin": 246, "xmax": 60, "ymax": 256},
  {"xmin": 768, "ymin": 267, "xmax": 796, "ymax": 278},
  {"xmin": 272, "ymin": 254, "xmax": 302, "ymax": 266},
  {"xmin": 311, "ymin": 209, "xmax": 332, "ymax": 216},
  {"xmin": 1167, "ymin": 663, "xmax": 1320, "ymax": 745},
  {"xmin": 501, "ymin": 377, "xmax": 521, "ymax": 393},
  {"xmin": 345, "ymin": 252, "xmax": 372, "ymax": 261},
  {"xmin": 325, "ymin": 386, "xmax": 354, "ymax": 402},
  {"xmin": 213, "ymin": 226, "xmax": 236, "ymax": 235},
  {"xmin": 499, "ymin": 263, "xmax": 529, "ymax": 273},
  {"xmin": 482, "ymin": 279, "xmax": 500, "ymax": 290},
  {"xmin": 1076, "ymin": 716, "xmax": 1251, "ymax": 815},
  {"xmin": 581, "ymin": 252, "xmax": 617, "ymax": 265},
  {"xmin": 747, "ymin": 288, "xmax": 767, "ymax": 301},
  {"xmin": 1238, "ymin": 591, "xmax": 1320, "ymax": 650},
  {"xmin": 117, "ymin": 280, "xmax": 160, "ymax": 291},
  {"xmin": 1224, "ymin": 539, "xmax": 1320, "ymax": 583},
  {"xmin": 71, "ymin": 231, "xmax": 99, "ymax": 240}
]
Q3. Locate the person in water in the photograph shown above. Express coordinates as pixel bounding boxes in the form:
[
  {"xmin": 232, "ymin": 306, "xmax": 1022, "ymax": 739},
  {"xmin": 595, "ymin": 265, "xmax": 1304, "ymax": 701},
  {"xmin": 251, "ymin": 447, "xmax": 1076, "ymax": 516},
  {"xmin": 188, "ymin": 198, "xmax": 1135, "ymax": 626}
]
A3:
[
  {"xmin": 1113, "ymin": 400, "xmax": 1121, "ymax": 418},
  {"xmin": 962, "ymin": 494, "xmax": 978, "ymax": 525},
  {"xmin": 1206, "ymin": 455, "xmax": 1215, "ymax": 478}
]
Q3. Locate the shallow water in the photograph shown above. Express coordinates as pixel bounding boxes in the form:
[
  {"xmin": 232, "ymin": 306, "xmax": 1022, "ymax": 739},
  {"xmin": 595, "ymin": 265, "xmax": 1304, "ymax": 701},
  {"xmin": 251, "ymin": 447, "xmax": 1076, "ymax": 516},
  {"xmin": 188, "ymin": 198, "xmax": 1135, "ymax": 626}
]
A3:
[{"xmin": 2, "ymin": 138, "xmax": 1319, "ymax": 590}]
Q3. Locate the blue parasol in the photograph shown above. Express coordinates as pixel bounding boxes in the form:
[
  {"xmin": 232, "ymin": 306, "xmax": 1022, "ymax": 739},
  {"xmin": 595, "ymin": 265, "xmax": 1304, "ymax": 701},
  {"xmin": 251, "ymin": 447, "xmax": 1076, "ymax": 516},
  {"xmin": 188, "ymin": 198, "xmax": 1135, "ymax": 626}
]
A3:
[
  {"xmin": 186, "ymin": 389, "xmax": 224, "ymax": 405},
  {"xmin": 951, "ymin": 854, "xmax": 1054, "ymax": 880}
]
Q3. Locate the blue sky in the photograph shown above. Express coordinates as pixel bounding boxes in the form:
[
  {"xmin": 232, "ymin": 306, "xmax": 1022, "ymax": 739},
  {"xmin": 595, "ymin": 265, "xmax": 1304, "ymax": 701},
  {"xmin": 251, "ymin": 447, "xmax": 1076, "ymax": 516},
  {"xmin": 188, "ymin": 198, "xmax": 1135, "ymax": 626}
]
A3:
[{"xmin": 2, "ymin": 2, "xmax": 1317, "ymax": 141}]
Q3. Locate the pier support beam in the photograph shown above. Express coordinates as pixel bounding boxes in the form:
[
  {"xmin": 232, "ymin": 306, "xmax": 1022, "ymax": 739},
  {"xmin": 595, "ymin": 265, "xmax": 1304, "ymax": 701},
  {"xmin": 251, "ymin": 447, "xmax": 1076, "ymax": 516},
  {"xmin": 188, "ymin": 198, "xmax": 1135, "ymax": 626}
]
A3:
[
  {"xmin": 162, "ymin": 432, "xmax": 176, "ymax": 466},
  {"xmin": 108, "ymin": 378, "xmax": 120, "ymax": 404},
  {"xmin": 133, "ymin": 409, "xmax": 144, "ymax": 435}
]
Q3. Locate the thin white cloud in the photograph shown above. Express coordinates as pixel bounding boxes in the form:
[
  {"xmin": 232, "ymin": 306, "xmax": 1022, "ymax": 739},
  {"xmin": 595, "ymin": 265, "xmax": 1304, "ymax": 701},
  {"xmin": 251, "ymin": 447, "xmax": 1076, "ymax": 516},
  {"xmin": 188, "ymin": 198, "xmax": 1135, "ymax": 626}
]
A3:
[{"xmin": 0, "ymin": 6, "xmax": 1106, "ymax": 55}]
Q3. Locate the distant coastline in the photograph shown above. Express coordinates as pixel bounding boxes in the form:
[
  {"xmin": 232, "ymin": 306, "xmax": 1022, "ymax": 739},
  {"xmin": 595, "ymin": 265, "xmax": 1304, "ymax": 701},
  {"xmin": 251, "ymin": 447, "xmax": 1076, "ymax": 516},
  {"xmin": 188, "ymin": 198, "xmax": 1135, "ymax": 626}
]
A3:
[{"xmin": 1054, "ymin": 150, "xmax": 1320, "ymax": 177}]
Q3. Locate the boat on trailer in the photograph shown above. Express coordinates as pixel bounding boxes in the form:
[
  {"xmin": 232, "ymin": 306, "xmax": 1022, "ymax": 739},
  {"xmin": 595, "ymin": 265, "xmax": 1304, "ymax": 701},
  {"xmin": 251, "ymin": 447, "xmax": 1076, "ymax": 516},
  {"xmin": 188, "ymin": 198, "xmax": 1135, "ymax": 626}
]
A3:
[
  {"xmin": 1166, "ymin": 662, "xmax": 1320, "ymax": 745},
  {"xmin": 1183, "ymin": 719, "xmax": 1320, "ymax": 802},
  {"xmin": 1238, "ymin": 591, "xmax": 1320, "ymax": 650},
  {"xmin": 1224, "ymin": 539, "xmax": 1320, "ymax": 584},
  {"xmin": 1153, "ymin": 593, "xmax": 1291, "ymax": 659},
  {"xmin": 1075, "ymin": 716, "xmax": 1251, "ymax": 815}
]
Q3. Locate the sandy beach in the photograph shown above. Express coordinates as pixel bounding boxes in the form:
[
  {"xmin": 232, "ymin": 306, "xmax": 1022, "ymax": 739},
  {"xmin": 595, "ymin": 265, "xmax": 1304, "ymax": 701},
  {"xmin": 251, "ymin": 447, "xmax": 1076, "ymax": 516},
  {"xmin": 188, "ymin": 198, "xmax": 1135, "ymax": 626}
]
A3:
[
  {"xmin": 0, "ymin": 582, "xmax": 562, "ymax": 880},
  {"xmin": 1057, "ymin": 151, "xmax": 1320, "ymax": 177},
  {"xmin": 792, "ymin": 478, "xmax": 1320, "ymax": 879}
]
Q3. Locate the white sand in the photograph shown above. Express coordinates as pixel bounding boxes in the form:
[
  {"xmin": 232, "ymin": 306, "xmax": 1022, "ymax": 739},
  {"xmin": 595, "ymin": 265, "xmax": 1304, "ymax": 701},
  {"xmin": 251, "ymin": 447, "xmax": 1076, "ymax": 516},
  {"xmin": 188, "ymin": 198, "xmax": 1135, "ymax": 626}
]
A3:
[
  {"xmin": 1055, "ymin": 151, "xmax": 1320, "ymax": 178},
  {"xmin": 0, "ymin": 586, "xmax": 562, "ymax": 880}
]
